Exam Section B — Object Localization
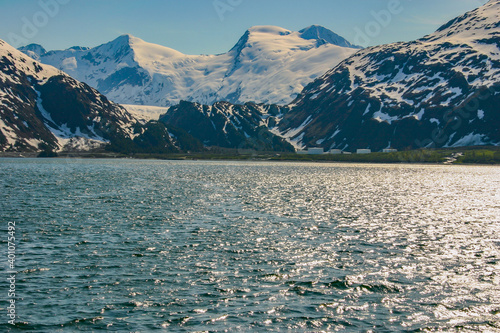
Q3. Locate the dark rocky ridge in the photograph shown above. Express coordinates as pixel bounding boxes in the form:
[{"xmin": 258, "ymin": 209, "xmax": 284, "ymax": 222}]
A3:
[{"xmin": 160, "ymin": 101, "xmax": 294, "ymax": 152}]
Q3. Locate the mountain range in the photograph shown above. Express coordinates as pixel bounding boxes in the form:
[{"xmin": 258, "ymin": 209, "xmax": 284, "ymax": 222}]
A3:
[
  {"xmin": 159, "ymin": 0, "xmax": 500, "ymax": 151},
  {"xmin": 19, "ymin": 25, "xmax": 360, "ymax": 109},
  {"xmin": 2, "ymin": 0, "xmax": 499, "ymax": 154}
]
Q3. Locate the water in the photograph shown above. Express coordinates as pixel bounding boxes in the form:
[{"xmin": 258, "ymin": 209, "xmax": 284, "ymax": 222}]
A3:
[{"xmin": 1, "ymin": 158, "xmax": 499, "ymax": 332}]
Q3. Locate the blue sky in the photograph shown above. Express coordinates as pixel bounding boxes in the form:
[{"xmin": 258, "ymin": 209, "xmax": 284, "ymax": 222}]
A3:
[{"xmin": 0, "ymin": 0, "xmax": 489, "ymax": 54}]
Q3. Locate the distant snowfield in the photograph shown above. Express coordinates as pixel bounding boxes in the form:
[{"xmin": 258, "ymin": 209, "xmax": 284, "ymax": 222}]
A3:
[
  {"xmin": 21, "ymin": 25, "xmax": 360, "ymax": 107},
  {"xmin": 122, "ymin": 104, "xmax": 169, "ymax": 122}
]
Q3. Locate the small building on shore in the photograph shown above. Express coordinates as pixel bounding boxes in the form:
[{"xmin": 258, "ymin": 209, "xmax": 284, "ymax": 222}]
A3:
[
  {"xmin": 383, "ymin": 148, "xmax": 398, "ymax": 153},
  {"xmin": 356, "ymin": 149, "xmax": 372, "ymax": 154},
  {"xmin": 328, "ymin": 149, "xmax": 342, "ymax": 155}
]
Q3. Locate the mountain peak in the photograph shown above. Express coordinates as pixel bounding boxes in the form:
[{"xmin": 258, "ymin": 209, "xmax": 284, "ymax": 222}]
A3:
[
  {"xmin": 229, "ymin": 26, "xmax": 292, "ymax": 54},
  {"xmin": 18, "ymin": 43, "xmax": 47, "ymax": 60},
  {"xmin": 423, "ymin": 0, "xmax": 500, "ymax": 44},
  {"xmin": 247, "ymin": 25, "xmax": 292, "ymax": 36},
  {"xmin": 230, "ymin": 25, "xmax": 361, "ymax": 54},
  {"xmin": 106, "ymin": 34, "xmax": 149, "ymax": 48},
  {"xmin": 299, "ymin": 25, "xmax": 362, "ymax": 49},
  {"xmin": 104, "ymin": 34, "xmax": 184, "ymax": 59},
  {"xmin": 110, "ymin": 34, "xmax": 134, "ymax": 46}
]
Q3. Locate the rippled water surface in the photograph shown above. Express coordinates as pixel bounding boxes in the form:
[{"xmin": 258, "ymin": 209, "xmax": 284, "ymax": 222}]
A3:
[{"xmin": 1, "ymin": 158, "xmax": 500, "ymax": 332}]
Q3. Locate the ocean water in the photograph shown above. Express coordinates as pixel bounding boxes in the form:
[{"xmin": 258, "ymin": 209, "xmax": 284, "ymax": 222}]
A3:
[{"xmin": 1, "ymin": 158, "xmax": 499, "ymax": 332}]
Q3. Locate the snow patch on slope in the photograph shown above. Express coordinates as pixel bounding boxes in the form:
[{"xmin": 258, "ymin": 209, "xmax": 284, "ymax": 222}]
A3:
[
  {"xmin": 122, "ymin": 104, "xmax": 170, "ymax": 122},
  {"xmin": 35, "ymin": 90, "xmax": 108, "ymax": 151}
]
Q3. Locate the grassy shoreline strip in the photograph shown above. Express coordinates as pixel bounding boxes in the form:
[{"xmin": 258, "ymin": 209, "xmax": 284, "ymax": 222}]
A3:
[{"xmin": 1, "ymin": 147, "xmax": 499, "ymax": 165}]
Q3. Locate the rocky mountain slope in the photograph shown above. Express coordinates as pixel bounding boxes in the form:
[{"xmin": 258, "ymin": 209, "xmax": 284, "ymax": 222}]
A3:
[
  {"xmin": 160, "ymin": 101, "xmax": 293, "ymax": 152},
  {"xmin": 275, "ymin": 0, "xmax": 500, "ymax": 151},
  {"xmin": 19, "ymin": 26, "xmax": 360, "ymax": 108},
  {"xmin": 0, "ymin": 39, "xmax": 202, "ymax": 153}
]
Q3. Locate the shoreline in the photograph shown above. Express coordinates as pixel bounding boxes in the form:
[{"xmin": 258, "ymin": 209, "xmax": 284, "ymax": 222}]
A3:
[{"xmin": 1, "ymin": 146, "xmax": 499, "ymax": 165}]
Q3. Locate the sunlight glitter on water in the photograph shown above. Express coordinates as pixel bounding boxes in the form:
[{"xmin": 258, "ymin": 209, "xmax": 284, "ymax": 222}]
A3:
[{"xmin": 0, "ymin": 159, "xmax": 499, "ymax": 332}]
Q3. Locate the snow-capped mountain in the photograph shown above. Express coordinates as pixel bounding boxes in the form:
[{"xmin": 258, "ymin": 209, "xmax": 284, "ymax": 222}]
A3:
[
  {"xmin": 298, "ymin": 25, "xmax": 362, "ymax": 49},
  {"xmin": 275, "ymin": 0, "xmax": 500, "ymax": 150},
  {"xmin": 0, "ymin": 38, "xmax": 130, "ymax": 152},
  {"xmin": 160, "ymin": 0, "xmax": 500, "ymax": 152},
  {"xmin": 17, "ymin": 43, "xmax": 47, "ymax": 61},
  {"xmin": 0, "ymin": 39, "xmax": 201, "ymax": 153},
  {"xmin": 19, "ymin": 26, "xmax": 360, "ymax": 107}
]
